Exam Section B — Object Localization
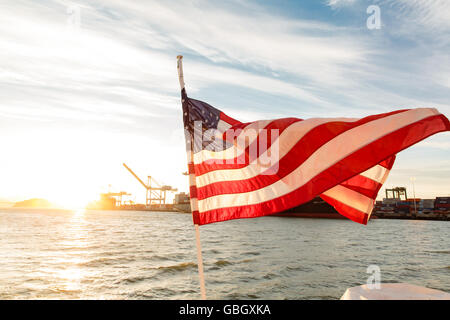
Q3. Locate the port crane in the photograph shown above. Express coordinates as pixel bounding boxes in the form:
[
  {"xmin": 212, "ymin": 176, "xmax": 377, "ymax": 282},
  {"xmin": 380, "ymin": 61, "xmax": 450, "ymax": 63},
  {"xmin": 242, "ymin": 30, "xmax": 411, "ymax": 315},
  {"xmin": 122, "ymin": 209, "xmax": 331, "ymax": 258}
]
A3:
[
  {"xmin": 385, "ymin": 187, "xmax": 408, "ymax": 201},
  {"xmin": 123, "ymin": 163, "xmax": 177, "ymax": 206}
]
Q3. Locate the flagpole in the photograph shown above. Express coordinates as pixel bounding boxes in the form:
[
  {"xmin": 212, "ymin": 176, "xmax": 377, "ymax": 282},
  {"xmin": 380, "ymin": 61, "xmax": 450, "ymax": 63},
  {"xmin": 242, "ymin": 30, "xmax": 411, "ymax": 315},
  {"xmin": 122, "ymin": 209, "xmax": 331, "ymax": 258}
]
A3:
[
  {"xmin": 195, "ymin": 224, "xmax": 207, "ymax": 299},
  {"xmin": 177, "ymin": 55, "xmax": 185, "ymax": 90},
  {"xmin": 177, "ymin": 55, "xmax": 207, "ymax": 300}
]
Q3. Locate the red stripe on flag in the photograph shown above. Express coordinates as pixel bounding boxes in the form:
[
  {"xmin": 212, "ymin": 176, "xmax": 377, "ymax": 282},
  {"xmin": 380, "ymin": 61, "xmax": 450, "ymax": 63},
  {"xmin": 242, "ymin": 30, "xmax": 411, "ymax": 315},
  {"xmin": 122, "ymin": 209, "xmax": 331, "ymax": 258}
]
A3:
[
  {"xmin": 340, "ymin": 174, "xmax": 383, "ymax": 199},
  {"xmin": 192, "ymin": 210, "xmax": 200, "ymax": 225},
  {"xmin": 190, "ymin": 185, "xmax": 197, "ymax": 198},
  {"xmin": 379, "ymin": 156, "xmax": 395, "ymax": 170},
  {"xmin": 220, "ymin": 112, "xmax": 240, "ymax": 126}
]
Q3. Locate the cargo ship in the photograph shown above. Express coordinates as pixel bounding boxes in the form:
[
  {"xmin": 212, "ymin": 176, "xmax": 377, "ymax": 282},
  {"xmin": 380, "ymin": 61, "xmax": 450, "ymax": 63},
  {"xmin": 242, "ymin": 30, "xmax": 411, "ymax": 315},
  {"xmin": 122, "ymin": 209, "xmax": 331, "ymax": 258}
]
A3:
[{"xmin": 273, "ymin": 196, "xmax": 346, "ymax": 219}]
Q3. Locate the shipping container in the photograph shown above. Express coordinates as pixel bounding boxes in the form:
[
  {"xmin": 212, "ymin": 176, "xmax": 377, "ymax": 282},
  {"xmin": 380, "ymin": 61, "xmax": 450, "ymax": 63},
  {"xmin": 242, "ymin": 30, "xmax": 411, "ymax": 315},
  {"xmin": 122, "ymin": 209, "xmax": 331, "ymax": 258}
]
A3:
[{"xmin": 435, "ymin": 203, "xmax": 450, "ymax": 209}]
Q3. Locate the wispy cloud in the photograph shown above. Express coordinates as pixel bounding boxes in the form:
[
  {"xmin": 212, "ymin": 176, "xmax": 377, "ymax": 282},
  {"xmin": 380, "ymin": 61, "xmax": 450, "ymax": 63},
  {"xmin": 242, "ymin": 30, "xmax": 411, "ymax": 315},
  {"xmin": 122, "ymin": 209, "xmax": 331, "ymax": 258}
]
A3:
[
  {"xmin": 415, "ymin": 136, "xmax": 450, "ymax": 150},
  {"xmin": 2, "ymin": 0, "xmax": 448, "ymax": 121},
  {"xmin": 379, "ymin": 0, "xmax": 450, "ymax": 32},
  {"xmin": 327, "ymin": 0, "xmax": 357, "ymax": 8}
]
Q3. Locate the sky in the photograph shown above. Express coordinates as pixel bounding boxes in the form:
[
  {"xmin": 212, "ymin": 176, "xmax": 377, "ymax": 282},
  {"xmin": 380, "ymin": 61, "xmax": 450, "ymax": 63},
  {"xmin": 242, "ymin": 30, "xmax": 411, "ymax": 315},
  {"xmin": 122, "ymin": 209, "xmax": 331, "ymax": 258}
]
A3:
[{"xmin": 0, "ymin": 0, "xmax": 449, "ymax": 208}]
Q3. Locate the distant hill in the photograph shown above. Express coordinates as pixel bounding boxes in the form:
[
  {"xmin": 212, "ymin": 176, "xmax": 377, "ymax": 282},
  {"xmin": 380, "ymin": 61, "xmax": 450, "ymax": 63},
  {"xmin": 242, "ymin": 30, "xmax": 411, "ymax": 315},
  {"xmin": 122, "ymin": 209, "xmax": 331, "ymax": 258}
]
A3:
[
  {"xmin": 13, "ymin": 198, "xmax": 55, "ymax": 208},
  {"xmin": 0, "ymin": 200, "xmax": 14, "ymax": 208}
]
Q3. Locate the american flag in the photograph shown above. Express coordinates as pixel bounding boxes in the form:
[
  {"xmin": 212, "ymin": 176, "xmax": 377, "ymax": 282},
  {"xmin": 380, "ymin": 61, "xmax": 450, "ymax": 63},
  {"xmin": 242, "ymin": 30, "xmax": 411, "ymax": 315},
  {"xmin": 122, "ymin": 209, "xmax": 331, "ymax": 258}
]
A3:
[{"xmin": 181, "ymin": 88, "xmax": 450, "ymax": 225}]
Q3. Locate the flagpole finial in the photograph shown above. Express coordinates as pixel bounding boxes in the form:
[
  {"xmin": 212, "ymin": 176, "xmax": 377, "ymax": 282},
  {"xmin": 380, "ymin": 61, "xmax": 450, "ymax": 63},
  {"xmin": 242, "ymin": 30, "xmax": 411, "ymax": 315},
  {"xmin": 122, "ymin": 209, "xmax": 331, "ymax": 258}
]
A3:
[{"xmin": 177, "ymin": 55, "xmax": 185, "ymax": 90}]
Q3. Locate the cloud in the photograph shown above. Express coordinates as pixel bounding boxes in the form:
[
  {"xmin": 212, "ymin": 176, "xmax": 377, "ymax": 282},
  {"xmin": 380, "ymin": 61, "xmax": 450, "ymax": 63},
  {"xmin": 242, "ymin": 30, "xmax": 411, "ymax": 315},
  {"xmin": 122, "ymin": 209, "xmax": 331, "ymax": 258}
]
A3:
[
  {"xmin": 112, "ymin": 0, "xmax": 369, "ymax": 86},
  {"xmin": 4, "ymin": 0, "xmax": 447, "ymax": 120},
  {"xmin": 327, "ymin": 0, "xmax": 357, "ymax": 7},
  {"xmin": 1, "ymin": 0, "xmax": 448, "ymax": 123},
  {"xmin": 0, "ymin": 0, "xmax": 376, "ymax": 127},
  {"xmin": 378, "ymin": 0, "xmax": 450, "ymax": 32},
  {"xmin": 415, "ymin": 135, "xmax": 450, "ymax": 150}
]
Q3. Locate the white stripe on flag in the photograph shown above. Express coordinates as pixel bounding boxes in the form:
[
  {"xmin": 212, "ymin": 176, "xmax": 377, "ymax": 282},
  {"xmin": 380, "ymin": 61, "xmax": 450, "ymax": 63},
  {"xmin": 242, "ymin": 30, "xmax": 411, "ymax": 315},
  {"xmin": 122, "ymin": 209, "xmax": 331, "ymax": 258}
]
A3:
[
  {"xmin": 190, "ymin": 197, "xmax": 198, "ymax": 211},
  {"xmin": 360, "ymin": 165, "xmax": 389, "ymax": 183},
  {"xmin": 189, "ymin": 174, "xmax": 196, "ymax": 186},
  {"xmin": 217, "ymin": 119, "xmax": 232, "ymax": 132},
  {"xmin": 322, "ymin": 184, "xmax": 374, "ymax": 214}
]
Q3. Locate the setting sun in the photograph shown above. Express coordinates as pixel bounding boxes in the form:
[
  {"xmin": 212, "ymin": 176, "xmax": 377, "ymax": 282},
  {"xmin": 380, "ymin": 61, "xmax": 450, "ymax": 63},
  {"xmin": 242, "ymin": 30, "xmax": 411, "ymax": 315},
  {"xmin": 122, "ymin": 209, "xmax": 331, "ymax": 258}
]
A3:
[{"xmin": 0, "ymin": 126, "xmax": 187, "ymax": 208}]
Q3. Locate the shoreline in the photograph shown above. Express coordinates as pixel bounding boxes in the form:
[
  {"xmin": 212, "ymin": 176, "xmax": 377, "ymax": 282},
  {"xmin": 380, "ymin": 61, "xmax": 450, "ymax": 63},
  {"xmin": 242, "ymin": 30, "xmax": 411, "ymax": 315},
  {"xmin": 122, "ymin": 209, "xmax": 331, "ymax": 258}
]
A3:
[{"xmin": 3, "ymin": 207, "xmax": 448, "ymax": 222}]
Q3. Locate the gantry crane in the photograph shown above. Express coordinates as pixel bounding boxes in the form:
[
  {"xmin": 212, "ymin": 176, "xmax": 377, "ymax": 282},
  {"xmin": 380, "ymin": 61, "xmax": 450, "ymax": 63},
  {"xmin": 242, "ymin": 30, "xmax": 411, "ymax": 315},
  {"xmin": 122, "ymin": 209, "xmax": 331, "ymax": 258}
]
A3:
[
  {"xmin": 103, "ymin": 191, "xmax": 131, "ymax": 207},
  {"xmin": 123, "ymin": 163, "xmax": 177, "ymax": 206},
  {"xmin": 385, "ymin": 187, "xmax": 408, "ymax": 201}
]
